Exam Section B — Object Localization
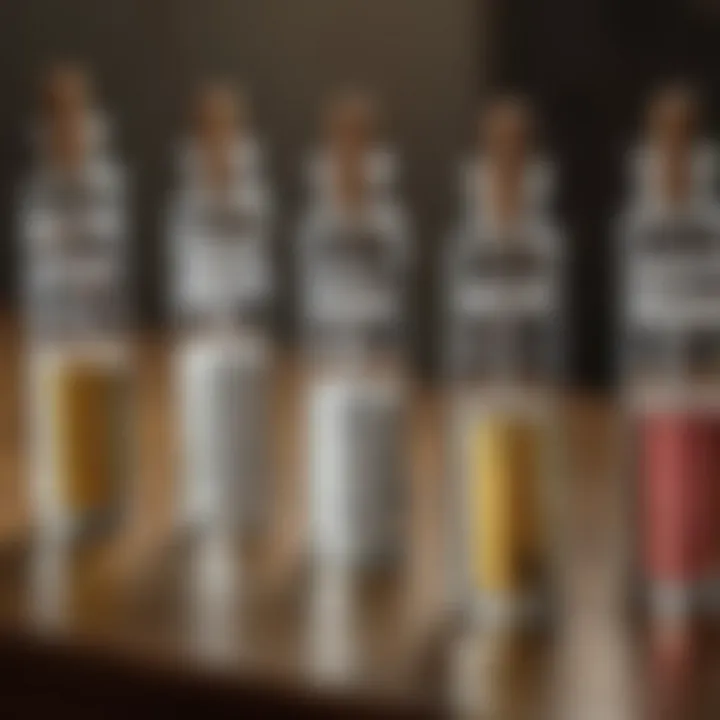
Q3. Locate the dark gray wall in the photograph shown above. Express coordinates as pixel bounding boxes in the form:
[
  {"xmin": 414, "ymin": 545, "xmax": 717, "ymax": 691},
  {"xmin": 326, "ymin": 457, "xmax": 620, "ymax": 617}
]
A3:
[{"xmin": 0, "ymin": 0, "xmax": 478, "ymax": 374}]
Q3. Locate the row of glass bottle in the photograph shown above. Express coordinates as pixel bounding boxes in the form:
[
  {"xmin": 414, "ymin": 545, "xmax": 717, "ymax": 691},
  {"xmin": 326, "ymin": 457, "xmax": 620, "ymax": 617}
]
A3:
[{"xmin": 19, "ymin": 66, "xmax": 720, "ymax": 629}]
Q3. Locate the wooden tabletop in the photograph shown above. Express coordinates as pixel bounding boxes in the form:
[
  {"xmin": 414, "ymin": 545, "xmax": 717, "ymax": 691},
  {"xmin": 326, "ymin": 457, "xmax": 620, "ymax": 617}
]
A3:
[{"xmin": 1, "ymin": 320, "xmax": 719, "ymax": 718}]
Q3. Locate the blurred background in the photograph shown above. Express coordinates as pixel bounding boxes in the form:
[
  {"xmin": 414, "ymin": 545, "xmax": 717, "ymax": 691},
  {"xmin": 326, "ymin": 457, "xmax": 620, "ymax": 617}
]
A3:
[
  {"xmin": 0, "ymin": 0, "xmax": 475, "ymax": 381},
  {"xmin": 1, "ymin": 2, "xmax": 720, "ymax": 718},
  {"xmin": 0, "ymin": 0, "xmax": 719, "ymax": 385}
]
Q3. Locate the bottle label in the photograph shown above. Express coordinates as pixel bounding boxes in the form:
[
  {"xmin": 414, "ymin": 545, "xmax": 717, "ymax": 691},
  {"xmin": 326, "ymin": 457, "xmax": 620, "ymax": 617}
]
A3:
[
  {"xmin": 25, "ymin": 174, "xmax": 126, "ymax": 339},
  {"xmin": 177, "ymin": 200, "xmax": 270, "ymax": 325},
  {"xmin": 625, "ymin": 212, "xmax": 720, "ymax": 377},
  {"xmin": 447, "ymin": 232, "xmax": 558, "ymax": 381},
  {"xmin": 303, "ymin": 223, "xmax": 404, "ymax": 357},
  {"xmin": 628, "ymin": 215, "xmax": 720, "ymax": 328}
]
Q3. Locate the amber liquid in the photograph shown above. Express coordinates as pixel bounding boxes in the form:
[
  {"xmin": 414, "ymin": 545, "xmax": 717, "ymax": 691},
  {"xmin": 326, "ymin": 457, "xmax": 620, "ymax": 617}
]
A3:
[
  {"xmin": 469, "ymin": 417, "xmax": 545, "ymax": 593},
  {"xmin": 47, "ymin": 359, "xmax": 125, "ymax": 519}
]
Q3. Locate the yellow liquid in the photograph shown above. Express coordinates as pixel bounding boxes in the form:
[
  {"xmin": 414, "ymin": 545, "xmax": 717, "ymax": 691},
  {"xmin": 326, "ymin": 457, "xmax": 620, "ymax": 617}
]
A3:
[
  {"xmin": 48, "ymin": 360, "xmax": 125, "ymax": 516},
  {"xmin": 469, "ymin": 417, "xmax": 544, "ymax": 593}
]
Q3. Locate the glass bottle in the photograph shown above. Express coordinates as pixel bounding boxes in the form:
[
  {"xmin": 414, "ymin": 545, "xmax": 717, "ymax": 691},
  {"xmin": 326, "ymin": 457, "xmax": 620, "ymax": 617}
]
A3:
[
  {"xmin": 619, "ymin": 85, "xmax": 720, "ymax": 620},
  {"xmin": 20, "ymin": 65, "xmax": 133, "ymax": 539},
  {"xmin": 297, "ymin": 93, "xmax": 411, "ymax": 569},
  {"xmin": 167, "ymin": 84, "xmax": 274, "ymax": 536},
  {"xmin": 444, "ymin": 98, "xmax": 563, "ymax": 630}
]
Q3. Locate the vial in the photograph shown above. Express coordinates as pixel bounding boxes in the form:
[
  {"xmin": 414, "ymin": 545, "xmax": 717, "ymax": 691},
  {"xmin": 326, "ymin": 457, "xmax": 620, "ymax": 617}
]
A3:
[
  {"xmin": 167, "ymin": 83, "xmax": 274, "ymax": 536},
  {"xmin": 297, "ymin": 91, "xmax": 411, "ymax": 569},
  {"xmin": 19, "ymin": 64, "xmax": 134, "ymax": 539},
  {"xmin": 443, "ymin": 97, "xmax": 564, "ymax": 630},
  {"xmin": 619, "ymin": 84, "xmax": 720, "ymax": 619}
]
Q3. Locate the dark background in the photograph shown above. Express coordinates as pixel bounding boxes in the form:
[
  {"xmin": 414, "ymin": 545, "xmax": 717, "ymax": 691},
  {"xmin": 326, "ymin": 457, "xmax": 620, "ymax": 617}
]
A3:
[
  {"xmin": 490, "ymin": 0, "xmax": 720, "ymax": 387},
  {"xmin": 0, "ymin": 0, "xmax": 476, "ymax": 379},
  {"xmin": 0, "ymin": 0, "xmax": 719, "ymax": 387}
]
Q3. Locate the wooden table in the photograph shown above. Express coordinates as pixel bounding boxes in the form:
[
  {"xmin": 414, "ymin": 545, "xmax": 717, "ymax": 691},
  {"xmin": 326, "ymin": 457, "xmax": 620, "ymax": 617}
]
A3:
[{"xmin": 1, "ymin": 321, "xmax": 719, "ymax": 718}]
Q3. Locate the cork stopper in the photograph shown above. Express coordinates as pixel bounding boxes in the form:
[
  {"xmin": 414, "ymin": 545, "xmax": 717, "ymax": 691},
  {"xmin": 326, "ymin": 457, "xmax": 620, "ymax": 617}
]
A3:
[
  {"xmin": 479, "ymin": 96, "xmax": 535, "ymax": 228},
  {"xmin": 193, "ymin": 81, "xmax": 248, "ymax": 190},
  {"xmin": 323, "ymin": 90, "xmax": 379, "ymax": 210},
  {"xmin": 42, "ymin": 62, "xmax": 94, "ymax": 171},
  {"xmin": 645, "ymin": 84, "xmax": 700, "ymax": 206}
]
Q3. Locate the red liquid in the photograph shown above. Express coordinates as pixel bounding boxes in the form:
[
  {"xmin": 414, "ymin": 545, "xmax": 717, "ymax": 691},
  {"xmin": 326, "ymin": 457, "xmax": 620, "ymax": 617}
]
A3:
[{"xmin": 640, "ymin": 414, "xmax": 720, "ymax": 585}]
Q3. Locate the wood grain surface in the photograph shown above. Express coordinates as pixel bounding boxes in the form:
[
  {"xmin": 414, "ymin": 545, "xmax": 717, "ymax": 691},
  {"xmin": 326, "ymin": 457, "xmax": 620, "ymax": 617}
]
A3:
[{"xmin": 0, "ymin": 320, "xmax": 718, "ymax": 718}]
